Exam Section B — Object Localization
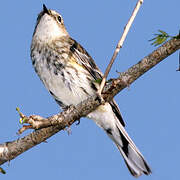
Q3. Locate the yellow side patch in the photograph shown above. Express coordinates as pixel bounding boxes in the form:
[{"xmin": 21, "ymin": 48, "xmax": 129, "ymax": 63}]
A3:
[{"xmin": 68, "ymin": 56, "xmax": 84, "ymax": 71}]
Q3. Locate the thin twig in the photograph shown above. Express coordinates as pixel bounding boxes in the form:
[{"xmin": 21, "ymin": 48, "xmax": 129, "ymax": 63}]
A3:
[{"xmin": 98, "ymin": 0, "xmax": 143, "ymax": 94}]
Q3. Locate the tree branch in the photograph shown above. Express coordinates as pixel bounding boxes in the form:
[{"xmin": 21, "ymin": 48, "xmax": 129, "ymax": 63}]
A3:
[
  {"xmin": 98, "ymin": 0, "xmax": 143, "ymax": 93},
  {"xmin": 0, "ymin": 37, "xmax": 179, "ymax": 171}
]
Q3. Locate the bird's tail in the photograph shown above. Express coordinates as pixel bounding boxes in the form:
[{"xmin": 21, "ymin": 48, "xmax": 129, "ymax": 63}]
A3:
[{"xmin": 107, "ymin": 120, "xmax": 151, "ymax": 177}]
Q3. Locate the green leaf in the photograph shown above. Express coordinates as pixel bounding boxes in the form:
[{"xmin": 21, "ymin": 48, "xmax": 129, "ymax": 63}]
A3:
[
  {"xmin": 149, "ymin": 30, "xmax": 171, "ymax": 46},
  {"xmin": 94, "ymin": 78, "xmax": 102, "ymax": 84}
]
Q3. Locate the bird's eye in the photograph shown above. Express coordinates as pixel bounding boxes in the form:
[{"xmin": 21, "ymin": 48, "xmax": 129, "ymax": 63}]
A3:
[{"xmin": 57, "ymin": 16, "xmax": 62, "ymax": 23}]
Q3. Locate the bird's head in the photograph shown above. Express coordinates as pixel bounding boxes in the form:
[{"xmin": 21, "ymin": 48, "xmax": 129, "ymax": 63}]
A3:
[{"xmin": 33, "ymin": 4, "xmax": 69, "ymax": 42}]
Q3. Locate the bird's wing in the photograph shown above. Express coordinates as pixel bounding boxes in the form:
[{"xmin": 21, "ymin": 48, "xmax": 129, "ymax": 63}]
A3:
[
  {"xmin": 69, "ymin": 38, "xmax": 102, "ymax": 79},
  {"xmin": 109, "ymin": 100, "xmax": 125, "ymax": 126},
  {"xmin": 69, "ymin": 38, "xmax": 125, "ymax": 126}
]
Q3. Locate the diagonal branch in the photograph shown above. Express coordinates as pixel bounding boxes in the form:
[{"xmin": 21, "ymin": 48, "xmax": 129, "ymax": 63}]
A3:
[
  {"xmin": 0, "ymin": 37, "xmax": 180, "ymax": 171},
  {"xmin": 98, "ymin": 0, "xmax": 143, "ymax": 94}
]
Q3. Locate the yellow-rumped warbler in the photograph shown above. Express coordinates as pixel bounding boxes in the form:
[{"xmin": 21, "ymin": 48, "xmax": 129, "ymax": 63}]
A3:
[{"xmin": 30, "ymin": 4, "xmax": 151, "ymax": 177}]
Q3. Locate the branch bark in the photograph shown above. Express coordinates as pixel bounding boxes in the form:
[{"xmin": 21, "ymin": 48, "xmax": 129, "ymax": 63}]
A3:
[{"xmin": 0, "ymin": 37, "xmax": 180, "ymax": 169}]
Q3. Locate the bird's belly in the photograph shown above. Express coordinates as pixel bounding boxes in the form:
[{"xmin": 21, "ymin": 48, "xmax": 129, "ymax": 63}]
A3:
[
  {"xmin": 33, "ymin": 57, "xmax": 116, "ymax": 131},
  {"xmin": 34, "ymin": 58, "xmax": 95, "ymax": 107}
]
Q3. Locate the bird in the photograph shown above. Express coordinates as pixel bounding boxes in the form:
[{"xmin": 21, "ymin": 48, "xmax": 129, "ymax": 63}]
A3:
[{"xmin": 30, "ymin": 4, "xmax": 151, "ymax": 177}]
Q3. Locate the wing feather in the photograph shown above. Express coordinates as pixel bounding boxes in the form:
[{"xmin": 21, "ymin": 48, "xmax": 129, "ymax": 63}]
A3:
[{"xmin": 69, "ymin": 38, "xmax": 125, "ymax": 126}]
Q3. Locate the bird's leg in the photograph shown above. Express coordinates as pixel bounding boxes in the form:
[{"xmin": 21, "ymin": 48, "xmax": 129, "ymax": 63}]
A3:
[
  {"xmin": 63, "ymin": 104, "xmax": 80, "ymax": 127},
  {"xmin": 63, "ymin": 105, "xmax": 75, "ymax": 134}
]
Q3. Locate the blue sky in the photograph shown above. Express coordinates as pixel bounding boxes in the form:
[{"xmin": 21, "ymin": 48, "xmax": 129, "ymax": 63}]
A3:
[{"xmin": 0, "ymin": 0, "xmax": 179, "ymax": 180}]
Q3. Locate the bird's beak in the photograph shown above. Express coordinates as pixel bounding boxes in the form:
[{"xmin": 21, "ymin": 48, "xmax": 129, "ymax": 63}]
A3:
[{"xmin": 43, "ymin": 4, "xmax": 50, "ymax": 15}]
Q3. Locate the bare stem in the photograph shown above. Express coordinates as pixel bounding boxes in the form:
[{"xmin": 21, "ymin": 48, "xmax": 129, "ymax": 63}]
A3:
[{"xmin": 98, "ymin": 0, "xmax": 144, "ymax": 94}]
